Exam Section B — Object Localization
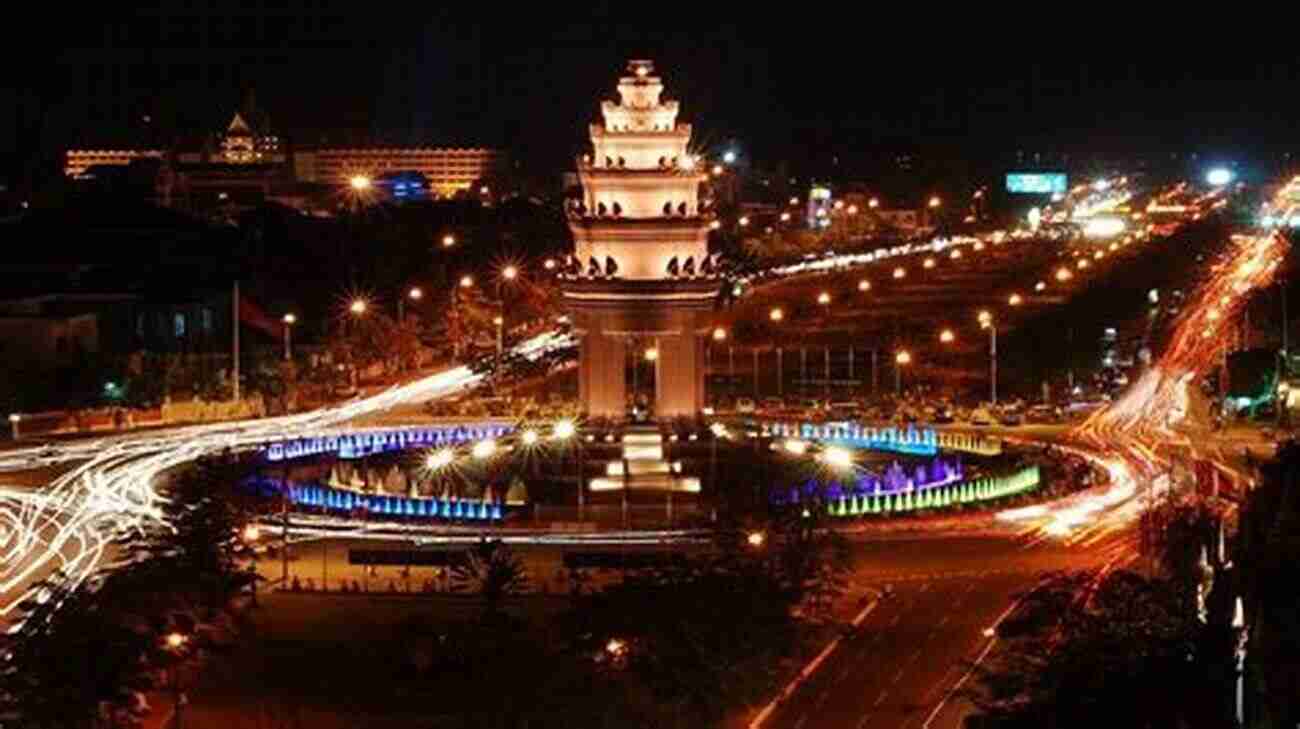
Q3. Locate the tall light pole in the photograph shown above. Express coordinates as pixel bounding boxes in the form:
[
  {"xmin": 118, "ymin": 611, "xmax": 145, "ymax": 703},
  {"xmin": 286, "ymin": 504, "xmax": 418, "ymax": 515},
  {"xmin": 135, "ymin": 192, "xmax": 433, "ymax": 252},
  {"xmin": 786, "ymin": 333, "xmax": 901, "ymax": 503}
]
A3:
[
  {"xmin": 398, "ymin": 286, "xmax": 422, "ymax": 322},
  {"xmin": 281, "ymin": 313, "xmax": 296, "ymax": 361},
  {"xmin": 979, "ymin": 310, "xmax": 998, "ymax": 404},
  {"xmin": 894, "ymin": 350, "xmax": 911, "ymax": 396}
]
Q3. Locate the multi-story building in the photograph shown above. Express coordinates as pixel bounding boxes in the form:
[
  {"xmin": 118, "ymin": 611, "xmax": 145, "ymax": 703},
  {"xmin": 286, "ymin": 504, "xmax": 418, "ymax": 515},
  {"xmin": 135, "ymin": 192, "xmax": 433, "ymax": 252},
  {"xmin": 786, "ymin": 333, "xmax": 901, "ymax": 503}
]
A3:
[
  {"xmin": 292, "ymin": 147, "xmax": 500, "ymax": 198},
  {"xmin": 65, "ymin": 149, "xmax": 164, "ymax": 179},
  {"xmin": 65, "ymin": 96, "xmax": 501, "ymax": 203}
]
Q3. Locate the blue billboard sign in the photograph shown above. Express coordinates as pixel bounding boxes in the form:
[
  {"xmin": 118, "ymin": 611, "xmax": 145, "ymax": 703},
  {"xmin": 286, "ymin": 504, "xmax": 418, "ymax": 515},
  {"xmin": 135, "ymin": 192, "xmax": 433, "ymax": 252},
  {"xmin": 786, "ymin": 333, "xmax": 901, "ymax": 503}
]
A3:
[{"xmin": 1006, "ymin": 173, "xmax": 1068, "ymax": 195}]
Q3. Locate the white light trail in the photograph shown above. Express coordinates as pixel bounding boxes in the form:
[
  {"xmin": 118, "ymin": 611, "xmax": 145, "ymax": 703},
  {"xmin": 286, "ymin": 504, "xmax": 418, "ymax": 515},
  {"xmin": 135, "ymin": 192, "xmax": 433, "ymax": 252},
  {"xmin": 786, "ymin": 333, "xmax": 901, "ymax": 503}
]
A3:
[{"xmin": 0, "ymin": 331, "xmax": 573, "ymax": 620}]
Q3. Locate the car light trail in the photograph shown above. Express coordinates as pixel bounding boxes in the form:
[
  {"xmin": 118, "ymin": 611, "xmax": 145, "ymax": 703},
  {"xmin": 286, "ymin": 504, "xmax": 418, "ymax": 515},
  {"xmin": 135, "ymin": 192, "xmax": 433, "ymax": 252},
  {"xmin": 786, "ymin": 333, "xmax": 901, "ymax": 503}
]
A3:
[
  {"xmin": 0, "ymin": 331, "xmax": 573, "ymax": 621},
  {"xmin": 1000, "ymin": 232, "xmax": 1289, "ymax": 543}
]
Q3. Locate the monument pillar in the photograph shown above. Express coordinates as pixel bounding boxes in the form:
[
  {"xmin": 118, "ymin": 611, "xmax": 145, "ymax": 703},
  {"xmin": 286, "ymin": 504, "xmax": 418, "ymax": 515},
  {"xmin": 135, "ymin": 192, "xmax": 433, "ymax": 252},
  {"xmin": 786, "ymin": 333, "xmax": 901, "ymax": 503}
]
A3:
[{"xmin": 559, "ymin": 60, "xmax": 720, "ymax": 420}]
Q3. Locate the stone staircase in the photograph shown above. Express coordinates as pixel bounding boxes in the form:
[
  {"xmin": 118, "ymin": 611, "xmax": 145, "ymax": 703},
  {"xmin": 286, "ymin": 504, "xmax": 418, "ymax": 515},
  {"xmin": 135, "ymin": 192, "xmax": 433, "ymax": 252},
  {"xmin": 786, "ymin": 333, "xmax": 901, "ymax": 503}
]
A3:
[{"xmin": 588, "ymin": 425, "xmax": 701, "ymax": 492}]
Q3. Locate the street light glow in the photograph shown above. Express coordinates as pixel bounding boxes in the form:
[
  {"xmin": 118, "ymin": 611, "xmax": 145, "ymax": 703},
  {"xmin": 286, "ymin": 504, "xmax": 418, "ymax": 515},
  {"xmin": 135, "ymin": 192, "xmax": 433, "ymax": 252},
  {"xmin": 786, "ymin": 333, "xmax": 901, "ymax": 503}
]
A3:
[
  {"xmin": 820, "ymin": 446, "xmax": 853, "ymax": 470},
  {"xmin": 521, "ymin": 429, "xmax": 539, "ymax": 446},
  {"xmin": 460, "ymin": 275, "xmax": 474, "ymax": 288},
  {"xmin": 893, "ymin": 267, "xmax": 906, "ymax": 279},
  {"xmin": 553, "ymin": 419, "xmax": 577, "ymax": 440},
  {"xmin": 769, "ymin": 307, "xmax": 784, "ymax": 322},
  {"xmin": 349, "ymin": 175, "xmax": 371, "ymax": 191},
  {"xmin": 349, "ymin": 299, "xmax": 368, "ymax": 315},
  {"xmin": 1206, "ymin": 167, "xmax": 1233, "ymax": 187},
  {"xmin": 746, "ymin": 531, "xmax": 765, "ymax": 548},
  {"xmin": 782, "ymin": 439, "xmax": 809, "ymax": 455},
  {"xmin": 442, "ymin": 234, "xmax": 456, "ymax": 248},
  {"xmin": 426, "ymin": 449, "xmax": 455, "ymax": 470},
  {"xmin": 817, "ymin": 291, "xmax": 831, "ymax": 305},
  {"xmin": 1008, "ymin": 293, "xmax": 1023, "ymax": 306},
  {"xmin": 472, "ymin": 439, "xmax": 497, "ymax": 459},
  {"xmin": 712, "ymin": 326, "xmax": 727, "ymax": 341},
  {"xmin": 165, "ymin": 632, "xmax": 187, "ymax": 650},
  {"xmin": 282, "ymin": 313, "xmax": 296, "ymax": 325},
  {"xmin": 408, "ymin": 287, "xmax": 423, "ymax": 300},
  {"xmin": 501, "ymin": 265, "xmax": 519, "ymax": 281},
  {"xmin": 644, "ymin": 348, "xmax": 659, "ymax": 362},
  {"xmin": 928, "ymin": 196, "xmax": 941, "ymax": 208},
  {"xmin": 939, "ymin": 328, "xmax": 955, "ymax": 343},
  {"xmin": 895, "ymin": 350, "xmax": 912, "ymax": 365},
  {"xmin": 858, "ymin": 279, "xmax": 871, "ymax": 292},
  {"xmin": 242, "ymin": 524, "xmax": 260, "ymax": 542}
]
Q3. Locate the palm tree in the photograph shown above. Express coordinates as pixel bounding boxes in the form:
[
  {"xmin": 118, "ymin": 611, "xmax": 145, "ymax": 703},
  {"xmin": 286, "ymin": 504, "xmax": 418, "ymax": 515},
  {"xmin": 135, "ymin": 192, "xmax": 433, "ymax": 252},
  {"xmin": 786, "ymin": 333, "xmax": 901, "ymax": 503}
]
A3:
[{"xmin": 450, "ymin": 538, "xmax": 528, "ymax": 615}]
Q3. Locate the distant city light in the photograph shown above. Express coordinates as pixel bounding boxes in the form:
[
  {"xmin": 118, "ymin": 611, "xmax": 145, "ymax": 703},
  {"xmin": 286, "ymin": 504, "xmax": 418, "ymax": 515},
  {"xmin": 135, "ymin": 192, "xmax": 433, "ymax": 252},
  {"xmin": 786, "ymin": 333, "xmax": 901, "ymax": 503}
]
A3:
[
  {"xmin": 1206, "ymin": 167, "xmax": 1234, "ymax": 187},
  {"xmin": 723, "ymin": 150, "xmax": 737, "ymax": 164},
  {"xmin": 1083, "ymin": 216, "xmax": 1126, "ymax": 238}
]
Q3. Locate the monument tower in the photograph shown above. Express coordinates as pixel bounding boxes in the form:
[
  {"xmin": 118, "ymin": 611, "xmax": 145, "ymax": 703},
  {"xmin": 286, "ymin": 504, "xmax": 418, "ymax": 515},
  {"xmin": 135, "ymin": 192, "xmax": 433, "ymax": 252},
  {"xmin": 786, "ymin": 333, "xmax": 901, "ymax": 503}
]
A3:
[{"xmin": 561, "ymin": 60, "xmax": 720, "ymax": 419}]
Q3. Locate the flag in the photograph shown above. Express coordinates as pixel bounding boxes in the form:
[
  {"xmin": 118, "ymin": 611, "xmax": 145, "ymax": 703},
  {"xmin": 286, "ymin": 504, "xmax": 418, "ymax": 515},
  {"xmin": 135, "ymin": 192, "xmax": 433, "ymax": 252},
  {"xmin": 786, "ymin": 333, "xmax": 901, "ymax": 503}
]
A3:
[{"xmin": 237, "ymin": 292, "xmax": 282, "ymax": 338}]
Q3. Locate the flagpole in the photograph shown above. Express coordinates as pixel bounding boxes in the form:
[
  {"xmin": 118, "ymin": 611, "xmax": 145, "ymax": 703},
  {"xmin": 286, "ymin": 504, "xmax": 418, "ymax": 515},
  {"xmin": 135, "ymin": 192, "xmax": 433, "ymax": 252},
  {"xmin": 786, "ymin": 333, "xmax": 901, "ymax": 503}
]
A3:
[{"xmin": 233, "ymin": 279, "xmax": 241, "ymax": 402}]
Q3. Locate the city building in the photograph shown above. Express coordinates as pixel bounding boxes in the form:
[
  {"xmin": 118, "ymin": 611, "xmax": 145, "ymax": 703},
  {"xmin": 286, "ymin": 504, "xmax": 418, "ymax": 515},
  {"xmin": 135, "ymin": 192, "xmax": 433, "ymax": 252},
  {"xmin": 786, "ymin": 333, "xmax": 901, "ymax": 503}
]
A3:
[
  {"xmin": 561, "ymin": 60, "xmax": 719, "ymax": 419},
  {"xmin": 293, "ymin": 147, "xmax": 500, "ymax": 198},
  {"xmin": 64, "ymin": 95, "xmax": 501, "ymax": 207}
]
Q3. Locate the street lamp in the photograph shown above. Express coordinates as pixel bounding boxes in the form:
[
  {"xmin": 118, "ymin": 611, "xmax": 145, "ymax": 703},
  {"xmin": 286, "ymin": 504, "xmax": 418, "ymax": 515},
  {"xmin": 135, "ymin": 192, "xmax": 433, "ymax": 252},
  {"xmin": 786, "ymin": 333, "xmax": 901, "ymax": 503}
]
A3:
[
  {"xmin": 939, "ymin": 328, "xmax": 955, "ymax": 344},
  {"xmin": 644, "ymin": 347, "xmax": 659, "ymax": 362},
  {"xmin": 349, "ymin": 298, "xmax": 368, "ymax": 316},
  {"xmin": 712, "ymin": 326, "xmax": 727, "ymax": 342},
  {"xmin": 460, "ymin": 275, "xmax": 474, "ymax": 288},
  {"xmin": 868, "ymin": 197, "xmax": 879, "ymax": 209},
  {"xmin": 819, "ymin": 446, "xmax": 853, "ymax": 471},
  {"xmin": 928, "ymin": 196, "xmax": 942, "ymax": 209},
  {"xmin": 281, "ymin": 313, "xmax": 296, "ymax": 361},
  {"xmin": 472, "ymin": 439, "xmax": 497, "ymax": 460},
  {"xmin": 349, "ymin": 175, "xmax": 371, "ymax": 191},
  {"xmin": 923, "ymin": 257, "xmax": 936, "ymax": 269},
  {"xmin": 746, "ymin": 530, "xmax": 766, "ymax": 548},
  {"xmin": 1056, "ymin": 267, "xmax": 1073, "ymax": 282},
  {"xmin": 893, "ymin": 266, "xmax": 906, "ymax": 279},
  {"xmin": 769, "ymin": 307, "xmax": 784, "ymax": 323},
  {"xmin": 858, "ymin": 279, "xmax": 871, "ymax": 292},
  {"xmin": 978, "ymin": 310, "xmax": 998, "ymax": 404},
  {"xmin": 552, "ymin": 419, "xmax": 584, "ymax": 519},
  {"xmin": 8, "ymin": 413, "xmax": 20, "ymax": 440},
  {"xmin": 501, "ymin": 264, "xmax": 519, "ymax": 281},
  {"xmin": 817, "ymin": 291, "xmax": 831, "ymax": 306},
  {"xmin": 442, "ymin": 234, "xmax": 456, "ymax": 248},
  {"xmin": 426, "ymin": 449, "xmax": 454, "ymax": 471},
  {"xmin": 894, "ymin": 350, "xmax": 911, "ymax": 396},
  {"xmin": 1008, "ymin": 293, "xmax": 1023, "ymax": 306},
  {"xmin": 398, "ymin": 286, "xmax": 422, "ymax": 321},
  {"xmin": 163, "ymin": 631, "xmax": 189, "ymax": 728}
]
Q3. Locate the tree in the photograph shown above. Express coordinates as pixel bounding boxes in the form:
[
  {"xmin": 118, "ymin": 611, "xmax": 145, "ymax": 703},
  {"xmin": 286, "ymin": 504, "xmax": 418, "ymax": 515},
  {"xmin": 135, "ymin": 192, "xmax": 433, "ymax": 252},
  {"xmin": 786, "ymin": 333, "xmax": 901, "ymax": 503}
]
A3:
[
  {"xmin": 0, "ymin": 572, "xmax": 156, "ymax": 728},
  {"xmin": 966, "ymin": 569, "xmax": 1236, "ymax": 728},
  {"xmin": 116, "ymin": 456, "xmax": 258, "ymax": 614},
  {"xmin": 1238, "ymin": 439, "xmax": 1300, "ymax": 726},
  {"xmin": 450, "ymin": 538, "xmax": 529, "ymax": 616}
]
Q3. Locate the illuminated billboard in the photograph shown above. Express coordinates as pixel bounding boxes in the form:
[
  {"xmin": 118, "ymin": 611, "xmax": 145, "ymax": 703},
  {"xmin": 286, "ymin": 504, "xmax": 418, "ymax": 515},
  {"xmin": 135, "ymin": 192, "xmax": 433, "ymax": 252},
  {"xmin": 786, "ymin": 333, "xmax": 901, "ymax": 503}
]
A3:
[{"xmin": 1006, "ymin": 173, "xmax": 1068, "ymax": 195}]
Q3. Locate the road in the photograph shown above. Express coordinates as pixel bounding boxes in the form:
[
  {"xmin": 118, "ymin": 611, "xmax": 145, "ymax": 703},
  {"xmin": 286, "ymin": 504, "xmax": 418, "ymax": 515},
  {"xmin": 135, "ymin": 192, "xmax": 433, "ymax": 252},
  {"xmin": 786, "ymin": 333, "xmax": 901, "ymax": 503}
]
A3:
[{"xmin": 760, "ymin": 530, "xmax": 1133, "ymax": 729}]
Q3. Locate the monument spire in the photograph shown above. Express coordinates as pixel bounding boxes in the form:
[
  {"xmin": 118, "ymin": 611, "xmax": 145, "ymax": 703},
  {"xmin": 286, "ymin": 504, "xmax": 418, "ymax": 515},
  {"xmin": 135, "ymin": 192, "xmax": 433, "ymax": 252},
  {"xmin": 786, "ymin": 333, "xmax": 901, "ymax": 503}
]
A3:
[{"xmin": 560, "ymin": 60, "xmax": 720, "ymax": 419}]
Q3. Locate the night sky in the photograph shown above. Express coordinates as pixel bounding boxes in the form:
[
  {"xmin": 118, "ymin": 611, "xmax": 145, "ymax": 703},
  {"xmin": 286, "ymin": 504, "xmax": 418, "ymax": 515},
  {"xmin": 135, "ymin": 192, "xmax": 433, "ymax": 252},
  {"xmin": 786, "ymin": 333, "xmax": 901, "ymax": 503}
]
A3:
[{"xmin": 5, "ymin": 8, "xmax": 1299, "ymax": 188}]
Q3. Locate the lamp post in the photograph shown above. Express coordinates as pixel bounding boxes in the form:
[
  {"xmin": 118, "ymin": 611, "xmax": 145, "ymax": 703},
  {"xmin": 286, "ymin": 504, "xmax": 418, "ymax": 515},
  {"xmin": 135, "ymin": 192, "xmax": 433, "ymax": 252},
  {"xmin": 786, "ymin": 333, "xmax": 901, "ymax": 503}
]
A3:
[
  {"xmin": 554, "ymin": 420, "xmax": 583, "ymax": 520},
  {"xmin": 894, "ymin": 350, "xmax": 911, "ymax": 396},
  {"xmin": 398, "ymin": 286, "xmax": 422, "ymax": 322},
  {"xmin": 281, "ymin": 313, "xmax": 296, "ymax": 361},
  {"xmin": 8, "ymin": 413, "xmax": 20, "ymax": 440},
  {"xmin": 242, "ymin": 524, "xmax": 260, "ymax": 606},
  {"xmin": 978, "ymin": 310, "xmax": 998, "ymax": 404},
  {"xmin": 163, "ymin": 632, "xmax": 189, "ymax": 729}
]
